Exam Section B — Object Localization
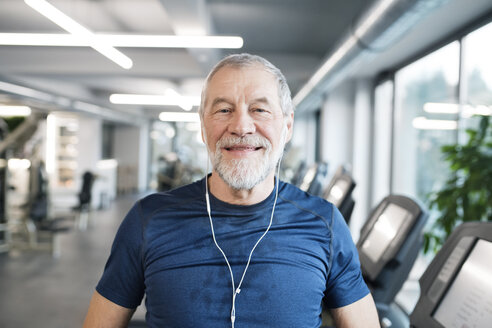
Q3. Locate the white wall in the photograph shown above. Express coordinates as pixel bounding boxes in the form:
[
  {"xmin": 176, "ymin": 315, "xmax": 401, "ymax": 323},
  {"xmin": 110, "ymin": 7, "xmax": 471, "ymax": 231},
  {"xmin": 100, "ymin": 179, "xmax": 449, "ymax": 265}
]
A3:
[
  {"xmin": 351, "ymin": 80, "xmax": 373, "ymax": 241},
  {"xmin": 77, "ymin": 116, "xmax": 104, "ymax": 208},
  {"xmin": 319, "ymin": 79, "xmax": 375, "ymax": 239},
  {"xmin": 114, "ymin": 125, "xmax": 140, "ymax": 168},
  {"xmin": 319, "ymin": 80, "xmax": 355, "ymax": 177},
  {"xmin": 291, "ymin": 113, "xmax": 317, "ymax": 167},
  {"xmin": 77, "ymin": 116, "xmax": 102, "ymax": 175},
  {"xmin": 372, "ymin": 80, "xmax": 394, "ymax": 207}
]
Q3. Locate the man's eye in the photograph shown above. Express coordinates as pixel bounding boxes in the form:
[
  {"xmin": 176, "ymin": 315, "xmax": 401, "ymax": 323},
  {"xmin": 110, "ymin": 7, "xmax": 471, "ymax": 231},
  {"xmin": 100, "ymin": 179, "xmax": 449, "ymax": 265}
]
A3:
[
  {"xmin": 254, "ymin": 108, "xmax": 267, "ymax": 113},
  {"xmin": 217, "ymin": 108, "xmax": 231, "ymax": 113}
]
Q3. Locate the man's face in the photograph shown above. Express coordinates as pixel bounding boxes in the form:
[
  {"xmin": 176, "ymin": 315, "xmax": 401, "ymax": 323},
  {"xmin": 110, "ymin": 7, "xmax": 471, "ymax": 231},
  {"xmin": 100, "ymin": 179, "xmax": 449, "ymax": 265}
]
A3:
[{"xmin": 201, "ymin": 65, "xmax": 293, "ymax": 190}]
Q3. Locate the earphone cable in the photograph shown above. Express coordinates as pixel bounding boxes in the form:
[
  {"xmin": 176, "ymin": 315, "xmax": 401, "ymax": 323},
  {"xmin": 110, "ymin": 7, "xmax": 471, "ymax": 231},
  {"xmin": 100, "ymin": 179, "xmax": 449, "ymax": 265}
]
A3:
[{"xmin": 205, "ymin": 148, "xmax": 284, "ymax": 328}]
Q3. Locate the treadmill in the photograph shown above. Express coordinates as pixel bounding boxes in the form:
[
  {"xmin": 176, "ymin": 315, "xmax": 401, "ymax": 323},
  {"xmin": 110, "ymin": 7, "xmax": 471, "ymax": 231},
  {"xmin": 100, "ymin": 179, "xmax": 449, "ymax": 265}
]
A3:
[
  {"xmin": 356, "ymin": 195, "xmax": 428, "ymax": 328},
  {"xmin": 323, "ymin": 166, "xmax": 356, "ymax": 224},
  {"xmin": 410, "ymin": 221, "xmax": 492, "ymax": 328},
  {"xmin": 290, "ymin": 161, "xmax": 307, "ymax": 187},
  {"xmin": 299, "ymin": 162, "xmax": 328, "ymax": 197}
]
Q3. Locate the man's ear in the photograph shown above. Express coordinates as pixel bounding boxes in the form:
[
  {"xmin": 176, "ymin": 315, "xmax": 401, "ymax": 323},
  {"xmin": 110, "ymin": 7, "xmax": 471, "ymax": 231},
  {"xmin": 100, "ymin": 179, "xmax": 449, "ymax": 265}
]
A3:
[
  {"xmin": 200, "ymin": 120, "xmax": 207, "ymax": 144},
  {"xmin": 284, "ymin": 111, "xmax": 294, "ymax": 143}
]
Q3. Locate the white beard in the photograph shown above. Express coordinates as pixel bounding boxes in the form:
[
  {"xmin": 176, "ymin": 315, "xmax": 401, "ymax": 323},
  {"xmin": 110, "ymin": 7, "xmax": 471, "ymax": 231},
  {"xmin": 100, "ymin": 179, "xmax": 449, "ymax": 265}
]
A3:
[{"xmin": 210, "ymin": 133, "xmax": 284, "ymax": 191}]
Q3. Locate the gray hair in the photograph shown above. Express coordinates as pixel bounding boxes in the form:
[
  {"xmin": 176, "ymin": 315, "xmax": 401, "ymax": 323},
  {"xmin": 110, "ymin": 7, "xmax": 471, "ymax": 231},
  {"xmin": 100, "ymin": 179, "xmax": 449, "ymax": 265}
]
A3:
[{"xmin": 199, "ymin": 53, "xmax": 294, "ymax": 117}]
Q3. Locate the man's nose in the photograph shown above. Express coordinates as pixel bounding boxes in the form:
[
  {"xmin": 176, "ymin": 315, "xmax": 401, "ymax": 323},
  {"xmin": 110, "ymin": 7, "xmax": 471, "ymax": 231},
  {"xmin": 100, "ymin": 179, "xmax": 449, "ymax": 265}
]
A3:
[{"xmin": 227, "ymin": 110, "xmax": 255, "ymax": 137}]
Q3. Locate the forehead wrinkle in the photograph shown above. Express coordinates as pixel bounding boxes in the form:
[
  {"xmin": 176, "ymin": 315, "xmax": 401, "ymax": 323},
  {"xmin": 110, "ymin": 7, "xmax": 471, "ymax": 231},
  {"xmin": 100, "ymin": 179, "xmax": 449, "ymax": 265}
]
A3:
[
  {"xmin": 250, "ymin": 96, "xmax": 272, "ymax": 106},
  {"xmin": 210, "ymin": 96, "xmax": 275, "ymax": 110},
  {"xmin": 211, "ymin": 96, "xmax": 233, "ymax": 108},
  {"xmin": 203, "ymin": 66, "xmax": 279, "ymax": 111}
]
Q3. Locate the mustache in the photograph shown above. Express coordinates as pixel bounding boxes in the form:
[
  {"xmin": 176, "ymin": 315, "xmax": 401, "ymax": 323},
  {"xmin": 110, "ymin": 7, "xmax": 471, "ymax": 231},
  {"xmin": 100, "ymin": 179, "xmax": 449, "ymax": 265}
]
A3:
[{"xmin": 216, "ymin": 135, "xmax": 272, "ymax": 149}]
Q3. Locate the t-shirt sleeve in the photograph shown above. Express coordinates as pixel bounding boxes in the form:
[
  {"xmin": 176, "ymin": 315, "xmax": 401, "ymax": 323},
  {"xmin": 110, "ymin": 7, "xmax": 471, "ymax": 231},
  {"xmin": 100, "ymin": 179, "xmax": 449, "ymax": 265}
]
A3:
[
  {"xmin": 95, "ymin": 201, "xmax": 145, "ymax": 309},
  {"xmin": 323, "ymin": 205, "xmax": 370, "ymax": 308}
]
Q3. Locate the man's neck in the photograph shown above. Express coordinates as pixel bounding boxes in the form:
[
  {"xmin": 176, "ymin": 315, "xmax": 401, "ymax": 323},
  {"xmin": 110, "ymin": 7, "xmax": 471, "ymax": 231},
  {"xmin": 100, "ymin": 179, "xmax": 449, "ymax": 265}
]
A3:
[{"xmin": 208, "ymin": 171, "xmax": 276, "ymax": 205}]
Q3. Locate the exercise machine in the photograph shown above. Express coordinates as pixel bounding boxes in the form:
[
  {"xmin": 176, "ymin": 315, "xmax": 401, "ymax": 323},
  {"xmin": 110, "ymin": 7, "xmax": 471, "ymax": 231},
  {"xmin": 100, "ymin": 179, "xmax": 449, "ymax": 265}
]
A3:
[
  {"xmin": 323, "ymin": 166, "xmax": 356, "ymax": 224},
  {"xmin": 410, "ymin": 221, "xmax": 492, "ymax": 328},
  {"xmin": 299, "ymin": 162, "xmax": 328, "ymax": 197},
  {"xmin": 357, "ymin": 195, "xmax": 428, "ymax": 327}
]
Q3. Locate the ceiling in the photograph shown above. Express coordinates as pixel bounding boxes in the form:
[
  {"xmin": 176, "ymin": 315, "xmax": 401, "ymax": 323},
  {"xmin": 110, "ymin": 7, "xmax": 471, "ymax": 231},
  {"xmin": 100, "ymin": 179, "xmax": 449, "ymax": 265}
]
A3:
[
  {"xmin": 0, "ymin": 0, "xmax": 376, "ymax": 122},
  {"xmin": 0, "ymin": 0, "xmax": 491, "ymax": 123}
]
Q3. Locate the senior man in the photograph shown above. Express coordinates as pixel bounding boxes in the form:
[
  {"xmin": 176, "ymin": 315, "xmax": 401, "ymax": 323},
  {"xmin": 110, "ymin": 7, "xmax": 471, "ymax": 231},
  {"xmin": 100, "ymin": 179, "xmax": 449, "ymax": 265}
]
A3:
[{"xmin": 84, "ymin": 53, "xmax": 379, "ymax": 328}]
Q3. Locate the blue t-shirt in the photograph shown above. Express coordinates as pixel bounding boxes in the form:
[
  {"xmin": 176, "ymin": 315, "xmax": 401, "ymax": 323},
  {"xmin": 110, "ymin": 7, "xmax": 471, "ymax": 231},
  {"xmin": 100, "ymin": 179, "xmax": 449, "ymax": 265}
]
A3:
[{"xmin": 96, "ymin": 177, "xmax": 369, "ymax": 327}]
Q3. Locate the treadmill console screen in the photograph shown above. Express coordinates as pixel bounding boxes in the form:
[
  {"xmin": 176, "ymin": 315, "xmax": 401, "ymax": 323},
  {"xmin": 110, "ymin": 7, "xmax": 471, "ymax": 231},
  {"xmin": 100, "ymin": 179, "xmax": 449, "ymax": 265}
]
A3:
[
  {"xmin": 326, "ymin": 178, "xmax": 349, "ymax": 207},
  {"xmin": 433, "ymin": 239, "xmax": 492, "ymax": 327},
  {"xmin": 299, "ymin": 166, "xmax": 317, "ymax": 191},
  {"xmin": 361, "ymin": 203, "xmax": 411, "ymax": 263}
]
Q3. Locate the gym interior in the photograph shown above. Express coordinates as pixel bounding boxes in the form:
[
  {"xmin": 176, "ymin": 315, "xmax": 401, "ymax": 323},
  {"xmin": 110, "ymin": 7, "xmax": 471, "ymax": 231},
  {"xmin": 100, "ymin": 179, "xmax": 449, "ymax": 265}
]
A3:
[{"xmin": 0, "ymin": 0, "xmax": 491, "ymax": 327}]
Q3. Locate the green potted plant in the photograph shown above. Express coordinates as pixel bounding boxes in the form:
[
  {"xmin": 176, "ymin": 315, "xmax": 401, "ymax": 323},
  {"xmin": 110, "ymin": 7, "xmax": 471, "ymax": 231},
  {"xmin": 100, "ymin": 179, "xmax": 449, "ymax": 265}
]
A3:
[{"xmin": 424, "ymin": 114, "xmax": 492, "ymax": 253}]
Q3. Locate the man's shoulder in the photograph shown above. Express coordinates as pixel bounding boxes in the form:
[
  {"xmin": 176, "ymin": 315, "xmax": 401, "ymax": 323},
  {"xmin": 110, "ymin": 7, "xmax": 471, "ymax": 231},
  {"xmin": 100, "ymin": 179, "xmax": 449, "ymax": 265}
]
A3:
[
  {"xmin": 138, "ymin": 178, "xmax": 204, "ymax": 216},
  {"xmin": 279, "ymin": 180, "xmax": 335, "ymax": 217},
  {"xmin": 280, "ymin": 180, "xmax": 332, "ymax": 204}
]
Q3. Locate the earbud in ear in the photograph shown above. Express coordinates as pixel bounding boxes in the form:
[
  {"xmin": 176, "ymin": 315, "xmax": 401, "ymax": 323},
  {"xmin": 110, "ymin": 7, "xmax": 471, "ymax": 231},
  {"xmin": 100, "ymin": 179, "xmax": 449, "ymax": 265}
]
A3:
[
  {"xmin": 201, "ymin": 122, "xmax": 207, "ymax": 143},
  {"xmin": 281, "ymin": 123, "xmax": 288, "ymax": 144}
]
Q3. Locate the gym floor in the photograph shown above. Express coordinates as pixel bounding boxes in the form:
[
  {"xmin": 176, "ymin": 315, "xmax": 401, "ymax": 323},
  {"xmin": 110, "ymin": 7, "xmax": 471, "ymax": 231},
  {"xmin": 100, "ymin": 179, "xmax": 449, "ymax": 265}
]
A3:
[{"xmin": 0, "ymin": 194, "xmax": 146, "ymax": 328}]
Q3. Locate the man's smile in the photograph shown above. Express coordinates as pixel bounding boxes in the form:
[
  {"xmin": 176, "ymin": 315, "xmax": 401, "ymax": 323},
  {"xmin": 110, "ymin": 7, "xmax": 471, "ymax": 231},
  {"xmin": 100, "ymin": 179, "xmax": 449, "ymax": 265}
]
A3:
[{"xmin": 224, "ymin": 145, "xmax": 263, "ymax": 151}]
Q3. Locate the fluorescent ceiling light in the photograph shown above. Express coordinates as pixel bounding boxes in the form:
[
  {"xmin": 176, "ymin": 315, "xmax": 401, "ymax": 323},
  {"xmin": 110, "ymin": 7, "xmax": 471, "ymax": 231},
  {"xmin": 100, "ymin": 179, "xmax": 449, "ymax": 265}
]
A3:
[
  {"xmin": 0, "ymin": 81, "xmax": 53, "ymax": 101},
  {"xmin": 0, "ymin": 106, "xmax": 32, "ymax": 117},
  {"xmin": 424, "ymin": 102, "xmax": 459, "ymax": 114},
  {"xmin": 0, "ymin": 33, "xmax": 243, "ymax": 49},
  {"xmin": 106, "ymin": 35, "xmax": 243, "ymax": 48},
  {"xmin": 424, "ymin": 102, "xmax": 492, "ymax": 117},
  {"xmin": 0, "ymin": 33, "xmax": 82, "ymax": 46},
  {"xmin": 412, "ymin": 116, "xmax": 457, "ymax": 130},
  {"xmin": 110, "ymin": 90, "xmax": 201, "ymax": 111},
  {"xmin": 8, "ymin": 158, "xmax": 31, "ymax": 170},
  {"xmin": 462, "ymin": 105, "xmax": 492, "ymax": 118},
  {"xmin": 159, "ymin": 112, "xmax": 200, "ymax": 122},
  {"xmin": 24, "ymin": 0, "xmax": 132, "ymax": 69}
]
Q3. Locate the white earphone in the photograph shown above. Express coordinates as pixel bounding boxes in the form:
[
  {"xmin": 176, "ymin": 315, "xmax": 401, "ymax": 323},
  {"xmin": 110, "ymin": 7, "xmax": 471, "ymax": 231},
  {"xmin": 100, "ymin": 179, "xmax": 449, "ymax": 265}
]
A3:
[{"xmin": 281, "ymin": 120, "xmax": 288, "ymax": 145}]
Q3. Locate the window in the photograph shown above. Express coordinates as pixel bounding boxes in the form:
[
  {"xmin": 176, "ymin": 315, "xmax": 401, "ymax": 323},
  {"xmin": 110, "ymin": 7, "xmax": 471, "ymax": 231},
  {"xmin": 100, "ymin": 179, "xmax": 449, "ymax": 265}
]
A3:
[
  {"xmin": 461, "ymin": 21, "xmax": 492, "ymax": 132},
  {"xmin": 374, "ymin": 19, "xmax": 492, "ymax": 316},
  {"xmin": 392, "ymin": 42, "xmax": 460, "ymax": 202}
]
